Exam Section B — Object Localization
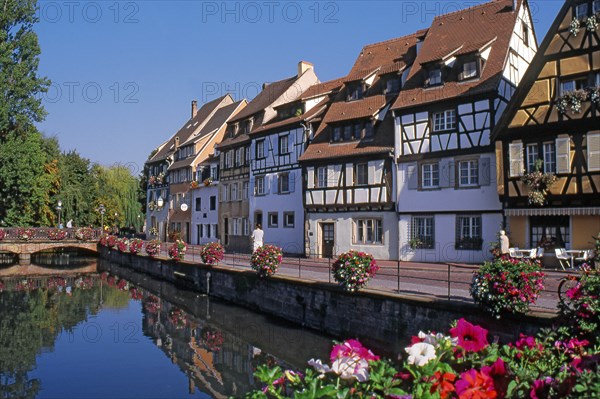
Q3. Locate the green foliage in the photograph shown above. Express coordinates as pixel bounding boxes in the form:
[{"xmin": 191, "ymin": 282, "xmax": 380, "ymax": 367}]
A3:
[
  {"xmin": 559, "ymin": 267, "xmax": 600, "ymax": 344},
  {"xmin": 0, "ymin": 0, "xmax": 50, "ymax": 136},
  {"xmin": 93, "ymin": 164, "xmax": 143, "ymax": 228},
  {"xmin": 57, "ymin": 151, "xmax": 97, "ymax": 226}
]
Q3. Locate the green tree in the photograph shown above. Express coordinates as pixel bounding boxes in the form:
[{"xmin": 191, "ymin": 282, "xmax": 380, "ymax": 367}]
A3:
[
  {"xmin": 0, "ymin": 0, "xmax": 50, "ymax": 136},
  {"xmin": 93, "ymin": 164, "xmax": 143, "ymax": 228},
  {"xmin": 0, "ymin": 129, "xmax": 59, "ymax": 226},
  {"xmin": 57, "ymin": 151, "xmax": 97, "ymax": 226}
]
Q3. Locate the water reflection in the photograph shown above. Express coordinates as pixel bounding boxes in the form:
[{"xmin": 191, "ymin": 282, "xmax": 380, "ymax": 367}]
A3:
[{"xmin": 0, "ymin": 259, "xmax": 333, "ymax": 398}]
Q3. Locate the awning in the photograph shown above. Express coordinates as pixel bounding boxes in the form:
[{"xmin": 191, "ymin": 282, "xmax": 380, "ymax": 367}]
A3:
[{"xmin": 505, "ymin": 207, "xmax": 600, "ymax": 217}]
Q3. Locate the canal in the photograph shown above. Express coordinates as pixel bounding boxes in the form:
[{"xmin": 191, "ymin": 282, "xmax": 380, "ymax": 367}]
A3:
[{"xmin": 0, "ymin": 254, "xmax": 335, "ymax": 398}]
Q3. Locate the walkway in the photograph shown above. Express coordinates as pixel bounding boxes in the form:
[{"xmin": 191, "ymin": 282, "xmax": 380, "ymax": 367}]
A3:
[{"xmin": 163, "ymin": 245, "xmax": 568, "ymax": 315}]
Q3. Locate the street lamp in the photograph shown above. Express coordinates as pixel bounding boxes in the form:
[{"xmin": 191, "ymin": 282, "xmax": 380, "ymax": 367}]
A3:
[
  {"xmin": 98, "ymin": 204, "xmax": 106, "ymax": 231},
  {"xmin": 137, "ymin": 214, "xmax": 141, "ymax": 233},
  {"xmin": 56, "ymin": 200, "xmax": 63, "ymax": 228},
  {"xmin": 157, "ymin": 197, "xmax": 165, "ymax": 240}
]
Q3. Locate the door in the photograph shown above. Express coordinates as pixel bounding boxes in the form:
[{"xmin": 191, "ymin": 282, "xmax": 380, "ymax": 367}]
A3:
[
  {"xmin": 185, "ymin": 222, "xmax": 190, "ymax": 244},
  {"xmin": 320, "ymin": 223, "xmax": 335, "ymax": 257},
  {"xmin": 255, "ymin": 212, "xmax": 263, "ymax": 228},
  {"xmin": 224, "ymin": 218, "xmax": 229, "ymax": 246}
]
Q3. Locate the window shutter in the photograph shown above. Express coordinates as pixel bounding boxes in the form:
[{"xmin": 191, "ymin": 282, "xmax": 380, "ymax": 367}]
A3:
[
  {"xmin": 289, "ymin": 173, "xmax": 296, "ymax": 193},
  {"xmin": 270, "ymin": 175, "xmax": 278, "ymax": 194},
  {"xmin": 509, "ymin": 142, "xmax": 524, "ymax": 177},
  {"xmin": 368, "ymin": 163, "xmax": 375, "ymax": 185},
  {"xmin": 587, "ymin": 133, "xmax": 600, "ymax": 172},
  {"xmin": 439, "ymin": 160, "xmax": 455, "ymax": 188},
  {"xmin": 556, "ymin": 136, "xmax": 571, "ymax": 174},
  {"xmin": 407, "ymin": 164, "xmax": 418, "ymax": 190},
  {"xmin": 331, "ymin": 165, "xmax": 342, "ymax": 186},
  {"xmin": 307, "ymin": 167, "xmax": 314, "ymax": 188},
  {"xmin": 479, "ymin": 157, "xmax": 491, "ymax": 186}
]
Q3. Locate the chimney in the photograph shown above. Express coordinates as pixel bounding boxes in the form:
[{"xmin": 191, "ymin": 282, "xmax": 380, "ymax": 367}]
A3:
[
  {"xmin": 175, "ymin": 136, "xmax": 180, "ymax": 149},
  {"xmin": 191, "ymin": 100, "xmax": 198, "ymax": 118},
  {"xmin": 298, "ymin": 61, "xmax": 314, "ymax": 77}
]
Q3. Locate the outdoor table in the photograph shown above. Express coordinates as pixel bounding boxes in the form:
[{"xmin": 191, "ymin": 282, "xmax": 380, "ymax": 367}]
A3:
[
  {"xmin": 565, "ymin": 250, "xmax": 585, "ymax": 269},
  {"xmin": 516, "ymin": 249, "xmax": 533, "ymax": 258}
]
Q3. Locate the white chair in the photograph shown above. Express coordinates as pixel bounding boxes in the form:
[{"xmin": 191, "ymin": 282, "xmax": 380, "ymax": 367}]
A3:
[
  {"xmin": 536, "ymin": 247, "xmax": 545, "ymax": 258},
  {"xmin": 555, "ymin": 248, "xmax": 570, "ymax": 270},
  {"xmin": 509, "ymin": 248, "xmax": 520, "ymax": 258},
  {"xmin": 575, "ymin": 250, "xmax": 593, "ymax": 266},
  {"xmin": 528, "ymin": 248, "xmax": 538, "ymax": 259}
]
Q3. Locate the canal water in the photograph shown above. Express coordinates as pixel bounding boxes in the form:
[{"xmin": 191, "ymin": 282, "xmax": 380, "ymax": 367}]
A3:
[{"xmin": 0, "ymin": 256, "xmax": 335, "ymax": 398}]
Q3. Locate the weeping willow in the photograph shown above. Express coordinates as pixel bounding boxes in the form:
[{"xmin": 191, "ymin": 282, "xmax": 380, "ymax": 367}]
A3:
[{"xmin": 94, "ymin": 165, "xmax": 143, "ymax": 228}]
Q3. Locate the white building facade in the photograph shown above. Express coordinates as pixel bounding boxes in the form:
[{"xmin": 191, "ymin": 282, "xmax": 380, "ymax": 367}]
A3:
[{"xmin": 190, "ymin": 159, "xmax": 220, "ymax": 245}]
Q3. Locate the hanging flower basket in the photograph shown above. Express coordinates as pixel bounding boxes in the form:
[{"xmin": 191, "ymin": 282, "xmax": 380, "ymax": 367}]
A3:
[
  {"xmin": 168, "ymin": 240, "xmax": 187, "ymax": 262},
  {"xmin": 332, "ymin": 250, "xmax": 379, "ymax": 292},
  {"xmin": 190, "ymin": 180, "xmax": 199, "ymax": 189},
  {"xmin": 75, "ymin": 227, "xmax": 94, "ymax": 241},
  {"xmin": 145, "ymin": 239, "xmax": 161, "ymax": 257},
  {"xmin": 203, "ymin": 177, "xmax": 213, "ymax": 186},
  {"xmin": 149, "ymin": 227, "xmax": 159, "ymax": 237},
  {"xmin": 521, "ymin": 160, "xmax": 558, "ymax": 206},
  {"xmin": 569, "ymin": 17, "xmax": 581, "ymax": 36},
  {"xmin": 200, "ymin": 242, "xmax": 224, "ymax": 265},
  {"xmin": 251, "ymin": 245, "xmax": 283, "ymax": 277},
  {"xmin": 129, "ymin": 238, "xmax": 144, "ymax": 255}
]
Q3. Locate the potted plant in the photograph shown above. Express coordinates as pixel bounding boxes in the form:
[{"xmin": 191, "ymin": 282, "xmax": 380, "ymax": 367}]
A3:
[
  {"xmin": 251, "ymin": 244, "xmax": 283, "ymax": 277},
  {"xmin": 200, "ymin": 242, "xmax": 224, "ymax": 265},
  {"xmin": 190, "ymin": 180, "xmax": 199, "ymax": 189},
  {"xmin": 408, "ymin": 237, "xmax": 423, "ymax": 250},
  {"xmin": 521, "ymin": 159, "xmax": 557, "ymax": 206},
  {"xmin": 75, "ymin": 227, "xmax": 94, "ymax": 241},
  {"xmin": 203, "ymin": 177, "xmax": 213, "ymax": 186},
  {"xmin": 47, "ymin": 228, "xmax": 67, "ymax": 241},
  {"xmin": 168, "ymin": 239, "xmax": 187, "ymax": 262},
  {"xmin": 145, "ymin": 239, "xmax": 161, "ymax": 257},
  {"xmin": 470, "ymin": 256, "xmax": 545, "ymax": 318},
  {"xmin": 331, "ymin": 250, "xmax": 379, "ymax": 292},
  {"xmin": 129, "ymin": 238, "xmax": 144, "ymax": 255},
  {"xmin": 16, "ymin": 228, "xmax": 36, "ymax": 241}
]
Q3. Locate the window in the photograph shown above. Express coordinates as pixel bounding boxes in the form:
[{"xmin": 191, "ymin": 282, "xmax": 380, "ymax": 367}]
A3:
[
  {"xmin": 428, "ymin": 69, "xmax": 442, "ymax": 86},
  {"xmin": 522, "ymin": 22, "xmax": 529, "ymax": 47},
  {"xmin": 422, "ymin": 163, "xmax": 439, "ymax": 188},
  {"xmin": 316, "ymin": 167, "xmax": 328, "ymax": 188},
  {"xmin": 256, "ymin": 140, "xmax": 265, "ymax": 159},
  {"xmin": 355, "ymin": 163, "xmax": 368, "ymax": 186},
  {"xmin": 209, "ymin": 196, "xmax": 216, "ymax": 210},
  {"xmin": 210, "ymin": 166, "xmax": 218, "ymax": 180},
  {"xmin": 587, "ymin": 132, "xmax": 600, "ymax": 172},
  {"xmin": 206, "ymin": 224, "xmax": 211, "ymax": 238},
  {"xmin": 385, "ymin": 78, "xmax": 401, "ymax": 94},
  {"xmin": 456, "ymin": 216, "xmax": 482, "ymax": 250},
  {"xmin": 243, "ymin": 118, "xmax": 253, "ymax": 134},
  {"xmin": 526, "ymin": 144, "xmax": 539, "ymax": 173},
  {"xmin": 199, "ymin": 224, "xmax": 204, "ymax": 238},
  {"xmin": 235, "ymin": 148, "xmax": 243, "ymax": 166},
  {"xmin": 411, "ymin": 216, "xmax": 434, "ymax": 249},
  {"xmin": 332, "ymin": 126, "xmax": 342, "ymax": 142},
  {"xmin": 432, "ymin": 110, "xmax": 456, "ymax": 131},
  {"xmin": 560, "ymin": 76, "xmax": 588, "ymax": 95},
  {"xmin": 364, "ymin": 122, "xmax": 374, "ymax": 139},
  {"xmin": 575, "ymin": 3, "xmax": 588, "ymax": 19},
  {"xmin": 195, "ymin": 197, "xmax": 201, "ymax": 212},
  {"xmin": 461, "ymin": 61, "xmax": 477, "ymax": 80},
  {"xmin": 232, "ymin": 218, "xmax": 240, "ymax": 236},
  {"xmin": 243, "ymin": 181, "xmax": 249, "ymax": 200},
  {"xmin": 530, "ymin": 216, "xmax": 570, "ymax": 249},
  {"xmin": 255, "ymin": 176, "xmax": 265, "ymax": 195},
  {"xmin": 231, "ymin": 182, "xmax": 238, "ymax": 201},
  {"xmin": 343, "ymin": 125, "xmax": 353, "ymax": 141},
  {"xmin": 242, "ymin": 218, "xmax": 249, "ymax": 236},
  {"xmin": 212, "ymin": 225, "xmax": 218, "ymax": 239},
  {"xmin": 245, "ymin": 146, "xmax": 250, "ymax": 165},
  {"xmin": 283, "ymin": 212, "xmax": 295, "ymax": 228},
  {"xmin": 225, "ymin": 150, "xmax": 233, "ymax": 168},
  {"xmin": 348, "ymin": 84, "xmax": 364, "ymax": 101},
  {"xmin": 278, "ymin": 173, "xmax": 290, "ymax": 193},
  {"xmin": 354, "ymin": 219, "xmax": 383, "ymax": 244},
  {"xmin": 268, "ymin": 212, "xmax": 278, "ymax": 228},
  {"xmin": 458, "ymin": 160, "xmax": 479, "ymax": 187},
  {"xmin": 279, "ymin": 135, "xmax": 289, "ymax": 154},
  {"xmin": 594, "ymin": 0, "xmax": 600, "ymax": 14},
  {"xmin": 222, "ymin": 184, "xmax": 229, "ymax": 202},
  {"xmin": 509, "ymin": 141, "xmax": 524, "ymax": 177},
  {"xmin": 543, "ymin": 142, "xmax": 556, "ymax": 173}
]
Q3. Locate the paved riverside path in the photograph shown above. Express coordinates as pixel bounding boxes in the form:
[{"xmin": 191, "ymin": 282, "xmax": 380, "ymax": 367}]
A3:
[{"xmin": 166, "ymin": 245, "xmax": 566, "ymax": 315}]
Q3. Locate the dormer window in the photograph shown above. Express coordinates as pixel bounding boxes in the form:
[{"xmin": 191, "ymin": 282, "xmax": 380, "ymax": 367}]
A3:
[
  {"xmin": 522, "ymin": 22, "xmax": 530, "ymax": 47},
  {"xmin": 427, "ymin": 69, "xmax": 442, "ymax": 87},
  {"xmin": 575, "ymin": 3, "xmax": 588, "ymax": 19},
  {"xmin": 243, "ymin": 119, "xmax": 253, "ymax": 134},
  {"xmin": 228, "ymin": 123, "xmax": 238, "ymax": 138},
  {"xmin": 331, "ymin": 120, "xmax": 373, "ymax": 142},
  {"xmin": 461, "ymin": 61, "xmax": 478, "ymax": 80},
  {"xmin": 332, "ymin": 126, "xmax": 342, "ymax": 142},
  {"xmin": 385, "ymin": 77, "xmax": 401, "ymax": 94},
  {"xmin": 347, "ymin": 83, "xmax": 364, "ymax": 101}
]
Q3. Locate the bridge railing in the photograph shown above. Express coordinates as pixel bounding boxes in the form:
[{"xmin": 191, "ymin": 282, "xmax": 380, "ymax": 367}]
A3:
[{"xmin": 0, "ymin": 227, "xmax": 103, "ymax": 242}]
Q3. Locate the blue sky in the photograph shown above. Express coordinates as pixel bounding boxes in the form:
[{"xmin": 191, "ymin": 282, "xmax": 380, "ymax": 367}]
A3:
[{"xmin": 34, "ymin": 0, "xmax": 564, "ymax": 174}]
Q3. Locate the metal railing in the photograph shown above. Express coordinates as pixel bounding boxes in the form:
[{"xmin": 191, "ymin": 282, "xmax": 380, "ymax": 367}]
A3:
[{"xmin": 0, "ymin": 227, "xmax": 103, "ymax": 242}]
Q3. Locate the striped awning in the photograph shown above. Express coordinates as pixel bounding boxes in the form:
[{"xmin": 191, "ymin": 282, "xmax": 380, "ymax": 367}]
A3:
[{"xmin": 505, "ymin": 207, "xmax": 600, "ymax": 216}]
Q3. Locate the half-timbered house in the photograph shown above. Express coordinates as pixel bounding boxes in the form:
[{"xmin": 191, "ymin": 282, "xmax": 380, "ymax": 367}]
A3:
[
  {"xmin": 248, "ymin": 78, "xmax": 343, "ymax": 254},
  {"xmin": 190, "ymin": 154, "xmax": 221, "ymax": 245},
  {"xmin": 217, "ymin": 62, "xmax": 318, "ymax": 252},
  {"xmin": 393, "ymin": 0, "xmax": 536, "ymax": 263},
  {"xmin": 145, "ymin": 95, "xmax": 235, "ymax": 242},
  {"xmin": 299, "ymin": 35, "xmax": 420, "ymax": 259},
  {"xmin": 494, "ymin": 0, "xmax": 600, "ymax": 256}
]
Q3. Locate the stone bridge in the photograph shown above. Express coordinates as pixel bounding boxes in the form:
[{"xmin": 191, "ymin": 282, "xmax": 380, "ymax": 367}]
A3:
[{"xmin": 0, "ymin": 228, "xmax": 101, "ymax": 265}]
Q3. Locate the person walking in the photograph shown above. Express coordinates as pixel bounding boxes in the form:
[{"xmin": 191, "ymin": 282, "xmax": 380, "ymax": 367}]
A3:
[
  {"xmin": 251, "ymin": 224, "xmax": 264, "ymax": 252},
  {"xmin": 66, "ymin": 219, "xmax": 73, "ymax": 228}
]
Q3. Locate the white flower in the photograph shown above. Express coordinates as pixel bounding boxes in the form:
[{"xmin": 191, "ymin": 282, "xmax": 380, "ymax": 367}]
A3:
[
  {"xmin": 405, "ymin": 342, "xmax": 437, "ymax": 367},
  {"xmin": 331, "ymin": 356, "xmax": 369, "ymax": 382},
  {"xmin": 418, "ymin": 331, "xmax": 459, "ymax": 347},
  {"xmin": 308, "ymin": 358, "xmax": 332, "ymax": 374}
]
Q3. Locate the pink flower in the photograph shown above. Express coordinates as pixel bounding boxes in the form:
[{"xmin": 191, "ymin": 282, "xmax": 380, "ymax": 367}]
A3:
[
  {"xmin": 450, "ymin": 319, "xmax": 489, "ymax": 352},
  {"xmin": 456, "ymin": 369, "xmax": 497, "ymax": 399}
]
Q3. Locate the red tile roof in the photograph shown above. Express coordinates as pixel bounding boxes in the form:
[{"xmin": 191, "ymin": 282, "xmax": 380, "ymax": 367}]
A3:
[
  {"xmin": 300, "ymin": 77, "xmax": 345, "ymax": 100},
  {"xmin": 321, "ymin": 95, "xmax": 387, "ymax": 124},
  {"xmin": 392, "ymin": 0, "xmax": 521, "ymax": 110}
]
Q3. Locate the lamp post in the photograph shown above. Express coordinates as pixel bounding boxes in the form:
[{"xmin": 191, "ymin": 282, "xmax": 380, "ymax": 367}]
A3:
[
  {"xmin": 157, "ymin": 196, "xmax": 165, "ymax": 241},
  {"xmin": 56, "ymin": 200, "xmax": 63, "ymax": 228},
  {"xmin": 137, "ymin": 214, "xmax": 141, "ymax": 233},
  {"xmin": 98, "ymin": 204, "xmax": 106, "ymax": 231}
]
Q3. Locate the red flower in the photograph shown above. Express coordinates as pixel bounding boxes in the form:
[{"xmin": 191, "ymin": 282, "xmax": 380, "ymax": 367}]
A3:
[
  {"xmin": 482, "ymin": 358, "xmax": 509, "ymax": 399},
  {"xmin": 430, "ymin": 371, "xmax": 456, "ymax": 399},
  {"xmin": 450, "ymin": 319, "xmax": 489, "ymax": 352},
  {"xmin": 456, "ymin": 369, "xmax": 497, "ymax": 399}
]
